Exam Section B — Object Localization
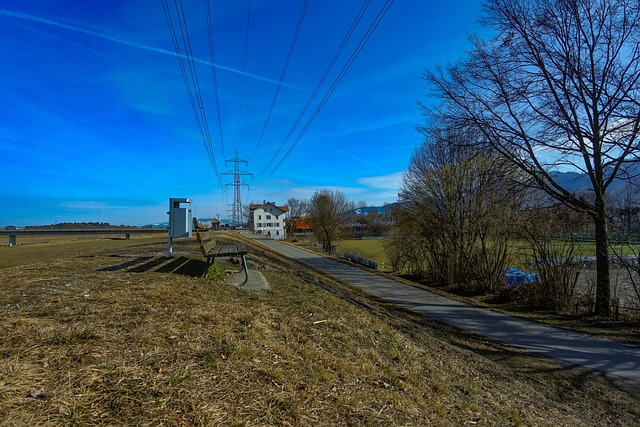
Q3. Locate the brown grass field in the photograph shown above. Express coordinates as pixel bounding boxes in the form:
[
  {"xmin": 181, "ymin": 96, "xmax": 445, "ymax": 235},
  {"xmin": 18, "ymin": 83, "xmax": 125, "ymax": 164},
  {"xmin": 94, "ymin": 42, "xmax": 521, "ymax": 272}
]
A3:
[{"xmin": 1, "ymin": 233, "xmax": 639, "ymax": 426}]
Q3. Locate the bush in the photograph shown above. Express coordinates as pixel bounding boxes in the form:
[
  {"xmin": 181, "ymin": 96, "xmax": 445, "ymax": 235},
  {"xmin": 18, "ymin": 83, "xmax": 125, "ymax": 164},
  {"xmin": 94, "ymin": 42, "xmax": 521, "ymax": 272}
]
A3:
[{"xmin": 519, "ymin": 206, "xmax": 585, "ymax": 312}]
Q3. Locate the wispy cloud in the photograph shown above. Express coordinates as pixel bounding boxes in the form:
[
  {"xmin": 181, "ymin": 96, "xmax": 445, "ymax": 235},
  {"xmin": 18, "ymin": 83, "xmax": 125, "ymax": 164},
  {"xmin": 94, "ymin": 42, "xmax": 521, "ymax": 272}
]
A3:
[
  {"xmin": 357, "ymin": 171, "xmax": 403, "ymax": 190},
  {"xmin": 304, "ymin": 116, "xmax": 418, "ymax": 143},
  {"xmin": 0, "ymin": 9, "xmax": 297, "ymax": 89},
  {"xmin": 304, "ymin": 144, "xmax": 415, "ymax": 158}
]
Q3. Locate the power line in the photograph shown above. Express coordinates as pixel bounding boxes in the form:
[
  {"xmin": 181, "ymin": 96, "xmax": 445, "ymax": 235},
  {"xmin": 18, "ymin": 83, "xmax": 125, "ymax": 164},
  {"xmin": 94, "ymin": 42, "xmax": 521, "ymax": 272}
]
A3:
[
  {"xmin": 174, "ymin": 0, "xmax": 220, "ymax": 181},
  {"xmin": 255, "ymin": 0, "xmax": 395, "ymax": 189},
  {"xmin": 205, "ymin": 0, "xmax": 226, "ymax": 161},
  {"xmin": 234, "ymin": 0, "xmax": 253, "ymax": 150},
  {"xmin": 273, "ymin": 0, "xmax": 396, "ymax": 172},
  {"xmin": 162, "ymin": 1, "xmax": 395, "ymax": 201},
  {"xmin": 249, "ymin": 0, "xmax": 310, "ymax": 163},
  {"xmin": 253, "ymin": 0, "xmax": 374, "ymax": 181},
  {"xmin": 162, "ymin": 0, "xmax": 223, "ymax": 188}
]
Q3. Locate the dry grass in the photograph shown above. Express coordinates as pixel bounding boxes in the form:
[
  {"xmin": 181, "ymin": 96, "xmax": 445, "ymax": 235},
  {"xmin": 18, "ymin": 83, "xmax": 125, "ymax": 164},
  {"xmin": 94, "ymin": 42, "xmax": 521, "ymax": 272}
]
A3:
[
  {"xmin": 1, "ymin": 235, "xmax": 639, "ymax": 425},
  {"xmin": 0, "ymin": 235, "xmax": 168, "ymax": 269}
]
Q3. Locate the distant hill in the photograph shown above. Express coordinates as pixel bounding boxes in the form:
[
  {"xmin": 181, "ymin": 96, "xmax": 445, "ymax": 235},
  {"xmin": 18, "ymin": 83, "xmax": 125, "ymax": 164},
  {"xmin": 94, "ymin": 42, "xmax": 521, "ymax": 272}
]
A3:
[
  {"xmin": 551, "ymin": 162, "xmax": 639, "ymax": 197},
  {"xmin": 146, "ymin": 217, "xmax": 232, "ymax": 229},
  {"xmin": 344, "ymin": 204, "xmax": 396, "ymax": 217},
  {"xmin": 550, "ymin": 171, "xmax": 591, "ymax": 193},
  {"xmin": 146, "ymin": 222, "xmax": 170, "ymax": 229}
]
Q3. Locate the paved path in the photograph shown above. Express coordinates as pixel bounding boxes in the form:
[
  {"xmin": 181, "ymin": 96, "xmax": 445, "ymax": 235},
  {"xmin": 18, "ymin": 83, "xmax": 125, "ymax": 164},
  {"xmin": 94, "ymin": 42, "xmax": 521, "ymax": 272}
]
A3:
[{"xmin": 247, "ymin": 234, "xmax": 640, "ymax": 386}]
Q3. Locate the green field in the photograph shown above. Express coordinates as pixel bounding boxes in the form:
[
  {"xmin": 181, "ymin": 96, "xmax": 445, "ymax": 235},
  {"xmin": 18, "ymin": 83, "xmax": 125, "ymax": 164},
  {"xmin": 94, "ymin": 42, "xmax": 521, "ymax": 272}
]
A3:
[
  {"xmin": 333, "ymin": 238, "xmax": 639, "ymax": 271},
  {"xmin": 334, "ymin": 239, "xmax": 391, "ymax": 270}
]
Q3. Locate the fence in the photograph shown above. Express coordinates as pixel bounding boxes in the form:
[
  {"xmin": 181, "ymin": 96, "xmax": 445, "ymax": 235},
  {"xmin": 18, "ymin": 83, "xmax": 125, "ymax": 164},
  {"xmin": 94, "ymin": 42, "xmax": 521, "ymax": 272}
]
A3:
[{"xmin": 342, "ymin": 252, "xmax": 378, "ymax": 269}]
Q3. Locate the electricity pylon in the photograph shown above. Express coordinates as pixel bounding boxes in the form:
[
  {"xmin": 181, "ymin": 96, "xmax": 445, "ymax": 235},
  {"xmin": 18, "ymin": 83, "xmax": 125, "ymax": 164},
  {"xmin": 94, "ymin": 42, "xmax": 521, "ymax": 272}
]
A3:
[{"xmin": 222, "ymin": 150, "xmax": 252, "ymax": 227}]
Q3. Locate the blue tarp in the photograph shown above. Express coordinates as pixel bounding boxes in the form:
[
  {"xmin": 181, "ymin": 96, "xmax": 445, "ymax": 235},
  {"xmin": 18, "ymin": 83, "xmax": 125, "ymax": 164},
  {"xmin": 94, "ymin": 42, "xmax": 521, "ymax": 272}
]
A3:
[{"xmin": 505, "ymin": 268, "xmax": 539, "ymax": 287}]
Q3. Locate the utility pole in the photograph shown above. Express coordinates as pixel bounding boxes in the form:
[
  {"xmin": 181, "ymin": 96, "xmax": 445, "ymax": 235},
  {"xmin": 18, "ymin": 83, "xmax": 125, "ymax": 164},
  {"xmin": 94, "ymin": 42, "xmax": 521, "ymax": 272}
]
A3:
[{"xmin": 222, "ymin": 150, "xmax": 252, "ymax": 227}]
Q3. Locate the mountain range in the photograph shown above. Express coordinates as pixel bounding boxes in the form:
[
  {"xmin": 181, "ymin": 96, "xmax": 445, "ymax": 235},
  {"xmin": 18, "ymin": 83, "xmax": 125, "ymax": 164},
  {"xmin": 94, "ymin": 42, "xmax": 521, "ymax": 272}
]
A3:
[{"xmin": 551, "ymin": 163, "xmax": 639, "ymax": 198}]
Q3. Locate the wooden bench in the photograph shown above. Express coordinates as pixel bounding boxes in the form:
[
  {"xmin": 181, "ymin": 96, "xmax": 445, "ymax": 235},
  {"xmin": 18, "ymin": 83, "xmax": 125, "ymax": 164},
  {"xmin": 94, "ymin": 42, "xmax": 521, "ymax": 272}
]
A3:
[{"xmin": 196, "ymin": 231, "xmax": 249, "ymax": 284}]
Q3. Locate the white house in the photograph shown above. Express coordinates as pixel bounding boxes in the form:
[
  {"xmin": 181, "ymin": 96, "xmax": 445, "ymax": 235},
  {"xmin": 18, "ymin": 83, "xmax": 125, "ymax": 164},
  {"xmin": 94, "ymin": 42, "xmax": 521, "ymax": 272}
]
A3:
[{"xmin": 250, "ymin": 202, "xmax": 288, "ymax": 240}]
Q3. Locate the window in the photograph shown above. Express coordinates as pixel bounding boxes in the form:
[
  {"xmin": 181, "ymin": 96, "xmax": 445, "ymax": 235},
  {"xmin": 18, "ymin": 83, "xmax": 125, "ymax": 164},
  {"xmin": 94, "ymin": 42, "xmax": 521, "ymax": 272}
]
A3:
[
  {"xmin": 266, "ymin": 215, "xmax": 272, "ymax": 220},
  {"xmin": 258, "ymin": 215, "xmax": 262, "ymax": 220}
]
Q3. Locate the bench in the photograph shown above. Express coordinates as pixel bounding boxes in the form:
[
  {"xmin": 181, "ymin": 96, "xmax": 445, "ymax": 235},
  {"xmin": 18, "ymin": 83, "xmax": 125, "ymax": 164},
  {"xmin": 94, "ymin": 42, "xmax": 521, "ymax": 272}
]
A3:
[
  {"xmin": 196, "ymin": 231, "xmax": 249, "ymax": 284},
  {"xmin": 193, "ymin": 217, "xmax": 215, "ymax": 231}
]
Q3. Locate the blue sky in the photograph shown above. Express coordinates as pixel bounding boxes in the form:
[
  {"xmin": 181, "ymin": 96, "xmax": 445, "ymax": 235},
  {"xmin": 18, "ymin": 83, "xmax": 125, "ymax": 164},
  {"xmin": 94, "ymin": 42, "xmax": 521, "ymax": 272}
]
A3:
[{"xmin": 1, "ymin": 0, "xmax": 486, "ymax": 226}]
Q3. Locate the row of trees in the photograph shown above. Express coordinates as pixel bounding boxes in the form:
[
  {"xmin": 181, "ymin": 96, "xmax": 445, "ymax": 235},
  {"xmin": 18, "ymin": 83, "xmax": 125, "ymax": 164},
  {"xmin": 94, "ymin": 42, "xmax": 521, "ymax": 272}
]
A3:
[
  {"xmin": 386, "ymin": 130, "xmax": 589, "ymax": 311},
  {"xmin": 25, "ymin": 222, "xmax": 123, "ymax": 229},
  {"xmin": 388, "ymin": 130, "xmax": 523, "ymax": 293},
  {"xmin": 413, "ymin": 0, "xmax": 640, "ymax": 316}
]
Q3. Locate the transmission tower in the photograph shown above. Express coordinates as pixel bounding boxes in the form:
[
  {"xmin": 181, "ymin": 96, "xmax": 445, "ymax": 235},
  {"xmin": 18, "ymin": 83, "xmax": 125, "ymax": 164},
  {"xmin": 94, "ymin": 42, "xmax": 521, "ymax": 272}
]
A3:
[{"xmin": 222, "ymin": 150, "xmax": 252, "ymax": 227}]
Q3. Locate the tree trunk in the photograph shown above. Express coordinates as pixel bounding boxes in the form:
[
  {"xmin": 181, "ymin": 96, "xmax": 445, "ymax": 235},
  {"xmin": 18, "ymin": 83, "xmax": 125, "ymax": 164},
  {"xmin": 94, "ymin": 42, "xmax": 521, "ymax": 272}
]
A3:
[{"xmin": 593, "ymin": 208, "xmax": 611, "ymax": 317}]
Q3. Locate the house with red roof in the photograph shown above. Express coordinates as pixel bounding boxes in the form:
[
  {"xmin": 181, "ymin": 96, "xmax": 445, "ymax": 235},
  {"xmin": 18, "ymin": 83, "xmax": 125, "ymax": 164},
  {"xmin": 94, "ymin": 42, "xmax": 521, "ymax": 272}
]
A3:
[{"xmin": 249, "ymin": 201, "xmax": 289, "ymax": 240}]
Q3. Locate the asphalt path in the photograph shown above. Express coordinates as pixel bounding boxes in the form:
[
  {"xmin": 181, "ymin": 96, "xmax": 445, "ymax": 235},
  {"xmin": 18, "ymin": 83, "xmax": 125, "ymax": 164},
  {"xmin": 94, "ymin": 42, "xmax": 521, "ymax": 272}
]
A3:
[{"xmin": 246, "ymin": 234, "xmax": 640, "ymax": 386}]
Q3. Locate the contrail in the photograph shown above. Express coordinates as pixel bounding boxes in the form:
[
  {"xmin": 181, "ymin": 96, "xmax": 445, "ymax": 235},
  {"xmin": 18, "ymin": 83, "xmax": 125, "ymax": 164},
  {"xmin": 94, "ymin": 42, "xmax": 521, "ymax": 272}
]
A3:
[
  {"xmin": 333, "ymin": 148, "xmax": 385, "ymax": 171},
  {"xmin": 0, "ymin": 9, "xmax": 297, "ymax": 88}
]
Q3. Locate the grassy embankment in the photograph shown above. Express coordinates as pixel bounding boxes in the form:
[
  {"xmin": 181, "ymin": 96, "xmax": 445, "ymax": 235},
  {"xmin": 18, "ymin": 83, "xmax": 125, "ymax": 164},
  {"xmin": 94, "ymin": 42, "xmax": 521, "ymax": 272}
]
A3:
[{"xmin": 1, "ymin": 233, "xmax": 639, "ymax": 425}]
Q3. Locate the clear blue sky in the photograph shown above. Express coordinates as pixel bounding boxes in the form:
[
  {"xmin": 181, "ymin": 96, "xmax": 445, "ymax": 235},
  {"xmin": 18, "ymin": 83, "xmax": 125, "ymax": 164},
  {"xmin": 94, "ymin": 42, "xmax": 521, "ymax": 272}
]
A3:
[{"xmin": 1, "ymin": 0, "xmax": 486, "ymax": 226}]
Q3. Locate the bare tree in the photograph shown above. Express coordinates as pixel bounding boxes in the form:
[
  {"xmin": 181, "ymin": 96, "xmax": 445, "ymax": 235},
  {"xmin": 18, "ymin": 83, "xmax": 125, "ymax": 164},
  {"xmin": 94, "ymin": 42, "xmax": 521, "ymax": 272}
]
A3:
[
  {"xmin": 426, "ymin": 0, "xmax": 640, "ymax": 315},
  {"xmin": 519, "ymin": 202, "xmax": 587, "ymax": 312},
  {"xmin": 286, "ymin": 197, "xmax": 309, "ymax": 238},
  {"xmin": 309, "ymin": 189, "xmax": 353, "ymax": 253},
  {"xmin": 384, "ymin": 209, "xmax": 431, "ymax": 277},
  {"xmin": 393, "ymin": 126, "xmax": 523, "ymax": 292},
  {"xmin": 609, "ymin": 185, "xmax": 640, "ymax": 237},
  {"xmin": 609, "ymin": 184, "xmax": 640, "ymax": 308}
]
